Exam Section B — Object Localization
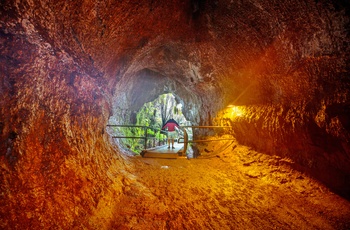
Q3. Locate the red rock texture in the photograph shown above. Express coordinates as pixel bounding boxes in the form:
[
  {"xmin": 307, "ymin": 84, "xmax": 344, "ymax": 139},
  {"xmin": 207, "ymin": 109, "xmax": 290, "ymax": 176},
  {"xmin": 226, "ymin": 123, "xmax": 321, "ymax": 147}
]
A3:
[{"xmin": 1, "ymin": 0, "xmax": 349, "ymax": 228}]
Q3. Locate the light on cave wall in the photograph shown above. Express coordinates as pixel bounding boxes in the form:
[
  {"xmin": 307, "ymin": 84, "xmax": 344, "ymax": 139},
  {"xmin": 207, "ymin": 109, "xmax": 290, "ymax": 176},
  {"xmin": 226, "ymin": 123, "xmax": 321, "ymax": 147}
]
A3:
[
  {"xmin": 215, "ymin": 105, "xmax": 246, "ymax": 126},
  {"xmin": 226, "ymin": 105, "xmax": 244, "ymax": 118}
]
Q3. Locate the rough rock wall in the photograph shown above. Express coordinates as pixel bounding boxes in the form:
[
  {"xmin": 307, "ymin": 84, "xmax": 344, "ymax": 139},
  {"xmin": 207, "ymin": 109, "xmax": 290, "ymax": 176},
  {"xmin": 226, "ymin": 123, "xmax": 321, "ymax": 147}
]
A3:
[
  {"xmin": 211, "ymin": 1, "xmax": 350, "ymax": 197},
  {"xmin": 0, "ymin": 5, "xmax": 125, "ymax": 229},
  {"xmin": 1, "ymin": 0, "xmax": 350, "ymax": 228},
  {"xmin": 217, "ymin": 100, "xmax": 350, "ymax": 197},
  {"xmin": 0, "ymin": 1, "xmax": 209, "ymax": 227}
]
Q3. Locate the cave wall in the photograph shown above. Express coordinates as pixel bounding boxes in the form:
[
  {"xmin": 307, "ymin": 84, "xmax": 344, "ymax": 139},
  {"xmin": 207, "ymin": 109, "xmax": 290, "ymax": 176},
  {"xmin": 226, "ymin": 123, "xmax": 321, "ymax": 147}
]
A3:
[
  {"xmin": 210, "ymin": 1, "xmax": 350, "ymax": 197},
  {"xmin": 0, "ymin": 5, "xmax": 125, "ymax": 229},
  {"xmin": 216, "ymin": 99, "xmax": 350, "ymax": 197},
  {"xmin": 1, "ymin": 0, "xmax": 350, "ymax": 228}
]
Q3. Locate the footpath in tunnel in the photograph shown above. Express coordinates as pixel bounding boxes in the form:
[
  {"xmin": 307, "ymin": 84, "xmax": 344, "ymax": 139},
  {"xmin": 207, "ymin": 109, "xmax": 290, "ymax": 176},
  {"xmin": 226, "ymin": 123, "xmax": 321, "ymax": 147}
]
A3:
[
  {"xmin": 141, "ymin": 142, "xmax": 184, "ymax": 159},
  {"xmin": 113, "ymin": 139, "xmax": 350, "ymax": 229}
]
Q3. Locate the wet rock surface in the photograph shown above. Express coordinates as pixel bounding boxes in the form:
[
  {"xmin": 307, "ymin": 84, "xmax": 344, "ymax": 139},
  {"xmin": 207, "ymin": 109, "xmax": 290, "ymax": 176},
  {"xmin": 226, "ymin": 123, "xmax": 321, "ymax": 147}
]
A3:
[{"xmin": 1, "ymin": 0, "xmax": 350, "ymax": 228}]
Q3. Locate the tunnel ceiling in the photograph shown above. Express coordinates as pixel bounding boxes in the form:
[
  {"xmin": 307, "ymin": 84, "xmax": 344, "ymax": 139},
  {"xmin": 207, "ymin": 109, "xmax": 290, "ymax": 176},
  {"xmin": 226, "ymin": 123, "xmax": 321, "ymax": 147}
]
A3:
[
  {"xmin": 5, "ymin": 0, "xmax": 346, "ymax": 123},
  {"xmin": 4, "ymin": 0, "xmax": 349, "ymax": 117},
  {"xmin": 4, "ymin": 1, "xmax": 343, "ymax": 106}
]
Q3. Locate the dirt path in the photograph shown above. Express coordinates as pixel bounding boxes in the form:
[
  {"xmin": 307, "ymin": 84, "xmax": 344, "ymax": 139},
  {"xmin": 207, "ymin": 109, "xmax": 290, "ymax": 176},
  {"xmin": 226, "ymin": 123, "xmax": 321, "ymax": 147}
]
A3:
[{"xmin": 112, "ymin": 140, "xmax": 350, "ymax": 229}]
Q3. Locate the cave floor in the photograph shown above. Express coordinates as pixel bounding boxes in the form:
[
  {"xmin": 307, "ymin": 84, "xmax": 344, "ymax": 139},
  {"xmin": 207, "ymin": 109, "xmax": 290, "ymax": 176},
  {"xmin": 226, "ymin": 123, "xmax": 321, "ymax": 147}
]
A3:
[{"xmin": 111, "ymin": 140, "xmax": 350, "ymax": 229}]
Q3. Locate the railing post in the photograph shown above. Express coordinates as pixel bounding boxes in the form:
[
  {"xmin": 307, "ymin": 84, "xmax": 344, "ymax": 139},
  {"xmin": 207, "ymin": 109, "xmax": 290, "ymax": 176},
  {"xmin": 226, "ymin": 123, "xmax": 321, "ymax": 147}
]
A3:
[
  {"xmin": 183, "ymin": 129, "xmax": 188, "ymax": 157},
  {"xmin": 144, "ymin": 127, "xmax": 148, "ymax": 150}
]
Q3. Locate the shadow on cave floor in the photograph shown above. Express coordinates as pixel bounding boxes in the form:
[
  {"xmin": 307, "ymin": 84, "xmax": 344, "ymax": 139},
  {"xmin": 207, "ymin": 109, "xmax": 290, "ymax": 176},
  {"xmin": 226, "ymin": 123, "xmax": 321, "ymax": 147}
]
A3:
[{"xmin": 111, "ymin": 139, "xmax": 350, "ymax": 229}]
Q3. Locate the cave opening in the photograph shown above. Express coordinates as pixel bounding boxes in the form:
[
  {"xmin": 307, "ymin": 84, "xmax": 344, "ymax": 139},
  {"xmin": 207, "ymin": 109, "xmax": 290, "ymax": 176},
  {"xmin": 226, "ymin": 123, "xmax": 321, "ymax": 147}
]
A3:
[{"xmin": 108, "ymin": 92, "xmax": 192, "ymax": 154}]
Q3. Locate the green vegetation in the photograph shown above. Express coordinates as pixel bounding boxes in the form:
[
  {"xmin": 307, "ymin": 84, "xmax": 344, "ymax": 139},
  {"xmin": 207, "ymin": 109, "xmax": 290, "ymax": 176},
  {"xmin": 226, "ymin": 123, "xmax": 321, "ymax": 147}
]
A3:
[{"xmin": 115, "ymin": 93, "xmax": 188, "ymax": 154}]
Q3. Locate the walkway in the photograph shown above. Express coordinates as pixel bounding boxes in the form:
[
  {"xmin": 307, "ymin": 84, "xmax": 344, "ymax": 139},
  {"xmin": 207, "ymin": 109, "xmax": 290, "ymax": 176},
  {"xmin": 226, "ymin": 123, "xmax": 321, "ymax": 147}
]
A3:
[
  {"xmin": 113, "ymin": 140, "xmax": 350, "ymax": 229},
  {"xmin": 140, "ymin": 142, "xmax": 185, "ymax": 159}
]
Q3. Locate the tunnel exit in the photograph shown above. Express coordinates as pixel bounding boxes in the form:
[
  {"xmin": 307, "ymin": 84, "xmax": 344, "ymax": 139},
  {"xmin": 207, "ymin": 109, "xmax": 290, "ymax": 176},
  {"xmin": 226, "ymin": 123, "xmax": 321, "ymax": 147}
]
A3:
[{"xmin": 107, "ymin": 93, "xmax": 191, "ymax": 154}]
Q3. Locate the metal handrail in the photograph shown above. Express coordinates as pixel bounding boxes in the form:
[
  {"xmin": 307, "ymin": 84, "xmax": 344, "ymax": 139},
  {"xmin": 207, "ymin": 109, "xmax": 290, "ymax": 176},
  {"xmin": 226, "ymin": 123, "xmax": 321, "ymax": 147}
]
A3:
[
  {"xmin": 108, "ymin": 124, "xmax": 233, "ymax": 157},
  {"xmin": 107, "ymin": 124, "xmax": 167, "ymax": 149},
  {"xmin": 179, "ymin": 125, "xmax": 233, "ymax": 158},
  {"xmin": 181, "ymin": 126, "xmax": 232, "ymax": 128}
]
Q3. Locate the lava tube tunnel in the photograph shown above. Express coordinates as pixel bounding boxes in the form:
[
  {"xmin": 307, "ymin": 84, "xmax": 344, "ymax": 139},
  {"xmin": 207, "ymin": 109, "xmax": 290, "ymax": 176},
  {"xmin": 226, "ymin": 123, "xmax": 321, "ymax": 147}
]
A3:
[{"xmin": 1, "ymin": 0, "xmax": 350, "ymax": 229}]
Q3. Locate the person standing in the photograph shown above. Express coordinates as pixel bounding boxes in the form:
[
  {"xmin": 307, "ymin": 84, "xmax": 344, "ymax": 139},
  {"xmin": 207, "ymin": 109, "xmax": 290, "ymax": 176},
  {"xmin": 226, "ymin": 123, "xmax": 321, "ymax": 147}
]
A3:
[{"xmin": 162, "ymin": 119, "xmax": 180, "ymax": 149}]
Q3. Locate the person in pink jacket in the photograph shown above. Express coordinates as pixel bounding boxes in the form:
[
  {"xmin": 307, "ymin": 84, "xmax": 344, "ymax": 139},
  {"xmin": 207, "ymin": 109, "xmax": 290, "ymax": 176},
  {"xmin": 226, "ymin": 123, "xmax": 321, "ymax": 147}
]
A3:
[{"xmin": 162, "ymin": 119, "xmax": 180, "ymax": 149}]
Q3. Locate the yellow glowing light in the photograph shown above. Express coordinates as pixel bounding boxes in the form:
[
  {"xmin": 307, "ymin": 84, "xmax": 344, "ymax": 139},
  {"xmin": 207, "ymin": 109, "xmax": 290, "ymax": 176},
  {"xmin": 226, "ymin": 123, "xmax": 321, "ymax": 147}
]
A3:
[
  {"xmin": 215, "ymin": 105, "xmax": 245, "ymax": 124},
  {"xmin": 226, "ymin": 105, "xmax": 244, "ymax": 118}
]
